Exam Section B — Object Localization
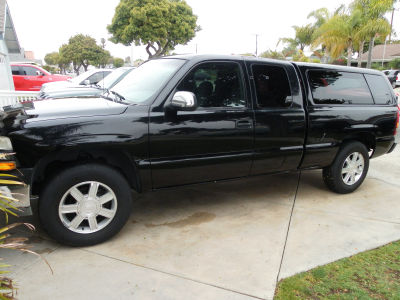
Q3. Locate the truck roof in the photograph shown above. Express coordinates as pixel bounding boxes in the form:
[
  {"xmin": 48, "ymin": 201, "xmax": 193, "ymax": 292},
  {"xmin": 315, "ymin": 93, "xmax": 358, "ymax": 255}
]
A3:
[{"xmin": 161, "ymin": 54, "xmax": 383, "ymax": 75}]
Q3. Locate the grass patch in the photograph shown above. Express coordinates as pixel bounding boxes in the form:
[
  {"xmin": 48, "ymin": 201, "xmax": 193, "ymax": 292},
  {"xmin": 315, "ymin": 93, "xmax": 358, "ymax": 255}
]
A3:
[{"xmin": 275, "ymin": 240, "xmax": 400, "ymax": 299}]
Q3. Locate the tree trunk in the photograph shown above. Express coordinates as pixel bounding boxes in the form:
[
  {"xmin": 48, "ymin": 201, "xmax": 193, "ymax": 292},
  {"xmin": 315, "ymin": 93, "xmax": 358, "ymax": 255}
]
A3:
[
  {"xmin": 82, "ymin": 63, "xmax": 89, "ymax": 72},
  {"xmin": 73, "ymin": 63, "xmax": 80, "ymax": 75},
  {"xmin": 347, "ymin": 43, "xmax": 352, "ymax": 67},
  {"xmin": 357, "ymin": 41, "xmax": 364, "ymax": 68},
  {"xmin": 367, "ymin": 37, "xmax": 375, "ymax": 69}
]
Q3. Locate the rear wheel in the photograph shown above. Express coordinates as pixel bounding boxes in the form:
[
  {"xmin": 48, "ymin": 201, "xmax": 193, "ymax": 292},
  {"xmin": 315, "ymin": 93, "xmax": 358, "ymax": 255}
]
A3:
[
  {"xmin": 39, "ymin": 164, "xmax": 132, "ymax": 246},
  {"xmin": 322, "ymin": 142, "xmax": 369, "ymax": 194}
]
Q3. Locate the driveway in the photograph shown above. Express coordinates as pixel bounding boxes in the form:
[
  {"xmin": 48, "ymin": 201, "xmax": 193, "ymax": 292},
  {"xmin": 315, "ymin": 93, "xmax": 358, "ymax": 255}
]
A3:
[{"xmin": 3, "ymin": 147, "xmax": 400, "ymax": 300}]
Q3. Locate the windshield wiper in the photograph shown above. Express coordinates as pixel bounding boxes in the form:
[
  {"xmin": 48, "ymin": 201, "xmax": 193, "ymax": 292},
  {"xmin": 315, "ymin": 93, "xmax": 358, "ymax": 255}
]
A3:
[
  {"xmin": 110, "ymin": 91, "xmax": 126, "ymax": 101},
  {"xmin": 100, "ymin": 89, "xmax": 129, "ymax": 104}
]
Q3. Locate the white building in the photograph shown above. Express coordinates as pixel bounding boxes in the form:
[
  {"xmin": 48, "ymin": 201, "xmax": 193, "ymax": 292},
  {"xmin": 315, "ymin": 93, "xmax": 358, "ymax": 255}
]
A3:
[{"xmin": 0, "ymin": 0, "xmax": 23, "ymax": 90}]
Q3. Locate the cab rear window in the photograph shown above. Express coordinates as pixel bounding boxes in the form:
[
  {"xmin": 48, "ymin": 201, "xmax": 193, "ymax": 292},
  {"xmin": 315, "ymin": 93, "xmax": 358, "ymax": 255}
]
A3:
[{"xmin": 308, "ymin": 70, "xmax": 374, "ymax": 105}]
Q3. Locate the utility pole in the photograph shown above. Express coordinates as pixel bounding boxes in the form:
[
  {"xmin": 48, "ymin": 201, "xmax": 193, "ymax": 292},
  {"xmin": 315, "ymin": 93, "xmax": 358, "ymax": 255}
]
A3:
[{"xmin": 389, "ymin": 7, "xmax": 395, "ymax": 43}]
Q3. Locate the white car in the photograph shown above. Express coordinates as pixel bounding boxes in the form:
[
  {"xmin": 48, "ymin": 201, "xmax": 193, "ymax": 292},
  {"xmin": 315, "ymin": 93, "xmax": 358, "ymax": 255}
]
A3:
[{"xmin": 41, "ymin": 69, "xmax": 112, "ymax": 92}]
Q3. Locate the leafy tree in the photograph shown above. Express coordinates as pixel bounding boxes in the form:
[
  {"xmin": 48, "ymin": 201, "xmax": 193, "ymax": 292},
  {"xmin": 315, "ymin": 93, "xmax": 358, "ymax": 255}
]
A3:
[
  {"xmin": 113, "ymin": 57, "xmax": 124, "ymax": 68},
  {"xmin": 259, "ymin": 50, "xmax": 285, "ymax": 60},
  {"xmin": 389, "ymin": 58, "xmax": 400, "ymax": 69},
  {"xmin": 95, "ymin": 49, "xmax": 112, "ymax": 68},
  {"xmin": 42, "ymin": 65, "xmax": 57, "ymax": 73},
  {"xmin": 59, "ymin": 34, "xmax": 110, "ymax": 74},
  {"xmin": 108, "ymin": 0, "xmax": 200, "ymax": 58},
  {"xmin": 44, "ymin": 52, "xmax": 59, "ymax": 66},
  {"xmin": 45, "ymin": 51, "xmax": 70, "ymax": 74}
]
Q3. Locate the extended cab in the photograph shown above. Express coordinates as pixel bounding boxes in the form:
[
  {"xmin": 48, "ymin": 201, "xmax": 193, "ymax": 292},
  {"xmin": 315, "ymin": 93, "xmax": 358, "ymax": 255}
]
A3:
[
  {"xmin": 11, "ymin": 64, "xmax": 71, "ymax": 91},
  {"xmin": 1, "ymin": 55, "xmax": 398, "ymax": 246}
]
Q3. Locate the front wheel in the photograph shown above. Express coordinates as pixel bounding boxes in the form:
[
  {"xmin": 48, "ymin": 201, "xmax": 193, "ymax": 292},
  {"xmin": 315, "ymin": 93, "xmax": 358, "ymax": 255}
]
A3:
[
  {"xmin": 39, "ymin": 164, "xmax": 133, "ymax": 246},
  {"xmin": 322, "ymin": 142, "xmax": 369, "ymax": 194}
]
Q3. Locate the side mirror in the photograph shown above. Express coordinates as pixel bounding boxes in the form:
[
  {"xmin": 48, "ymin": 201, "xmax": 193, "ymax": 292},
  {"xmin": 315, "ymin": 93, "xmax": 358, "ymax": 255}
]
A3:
[
  {"xmin": 169, "ymin": 91, "xmax": 197, "ymax": 111},
  {"xmin": 82, "ymin": 79, "xmax": 90, "ymax": 85}
]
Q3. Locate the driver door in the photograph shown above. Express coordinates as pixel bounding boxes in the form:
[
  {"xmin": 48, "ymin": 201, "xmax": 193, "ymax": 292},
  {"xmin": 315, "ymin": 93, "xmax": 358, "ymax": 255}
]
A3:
[{"xmin": 149, "ymin": 60, "xmax": 254, "ymax": 188}]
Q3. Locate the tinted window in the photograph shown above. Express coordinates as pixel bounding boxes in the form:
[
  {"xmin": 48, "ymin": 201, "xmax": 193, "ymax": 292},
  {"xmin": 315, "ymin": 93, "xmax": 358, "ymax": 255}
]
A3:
[
  {"xmin": 11, "ymin": 66, "xmax": 21, "ymax": 75},
  {"xmin": 84, "ymin": 71, "xmax": 111, "ymax": 85},
  {"xmin": 21, "ymin": 66, "xmax": 38, "ymax": 76},
  {"xmin": 177, "ymin": 62, "xmax": 245, "ymax": 108},
  {"xmin": 364, "ymin": 74, "xmax": 393, "ymax": 105},
  {"xmin": 252, "ymin": 64, "xmax": 292, "ymax": 108},
  {"xmin": 308, "ymin": 70, "xmax": 374, "ymax": 105}
]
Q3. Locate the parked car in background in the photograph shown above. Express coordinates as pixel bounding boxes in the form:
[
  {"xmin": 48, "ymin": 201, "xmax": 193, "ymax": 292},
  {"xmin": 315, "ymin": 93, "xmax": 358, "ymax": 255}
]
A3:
[
  {"xmin": 38, "ymin": 67, "xmax": 135, "ymax": 100},
  {"xmin": 40, "ymin": 69, "xmax": 112, "ymax": 92},
  {"xmin": 11, "ymin": 64, "xmax": 71, "ymax": 91},
  {"xmin": 383, "ymin": 69, "xmax": 400, "ymax": 88}
]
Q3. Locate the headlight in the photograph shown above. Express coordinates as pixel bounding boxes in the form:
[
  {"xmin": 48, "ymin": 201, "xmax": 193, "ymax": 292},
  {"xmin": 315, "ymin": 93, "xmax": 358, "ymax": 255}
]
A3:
[{"xmin": 0, "ymin": 137, "xmax": 13, "ymax": 151}]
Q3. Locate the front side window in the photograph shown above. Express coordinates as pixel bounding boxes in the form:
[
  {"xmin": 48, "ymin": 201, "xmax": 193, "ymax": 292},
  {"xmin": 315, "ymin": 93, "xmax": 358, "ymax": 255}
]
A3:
[
  {"xmin": 21, "ymin": 66, "xmax": 38, "ymax": 76},
  {"xmin": 85, "ymin": 71, "xmax": 111, "ymax": 85},
  {"xmin": 308, "ymin": 70, "xmax": 374, "ymax": 105},
  {"xmin": 11, "ymin": 66, "xmax": 21, "ymax": 75},
  {"xmin": 364, "ymin": 74, "xmax": 393, "ymax": 105},
  {"xmin": 252, "ymin": 64, "xmax": 292, "ymax": 108},
  {"xmin": 177, "ymin": 62, "xmax": 246, "ymax": 108}
]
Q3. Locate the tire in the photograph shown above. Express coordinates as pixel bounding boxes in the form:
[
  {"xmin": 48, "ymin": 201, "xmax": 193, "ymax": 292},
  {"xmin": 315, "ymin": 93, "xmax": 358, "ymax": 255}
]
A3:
[
  {"xmin": 322, "ymin": 142, "xmax": 369, "ymax": 194},
  {"xmin": 39, "ymin": 164, "xmax": 133, "ymax": 247}
]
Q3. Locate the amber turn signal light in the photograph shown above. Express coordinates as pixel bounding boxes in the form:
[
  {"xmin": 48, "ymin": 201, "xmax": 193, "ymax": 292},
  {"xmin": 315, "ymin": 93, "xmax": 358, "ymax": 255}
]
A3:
[{"xmin": 0, "ymin": 162, "xmax": 16, "ymax": 171}]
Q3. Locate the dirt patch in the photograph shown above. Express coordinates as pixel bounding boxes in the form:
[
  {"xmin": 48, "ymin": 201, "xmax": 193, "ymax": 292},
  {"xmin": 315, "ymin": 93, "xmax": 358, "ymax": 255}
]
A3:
[{"xmin": 145, "ymin": 212, "xmax": 216, "ymax": 228}]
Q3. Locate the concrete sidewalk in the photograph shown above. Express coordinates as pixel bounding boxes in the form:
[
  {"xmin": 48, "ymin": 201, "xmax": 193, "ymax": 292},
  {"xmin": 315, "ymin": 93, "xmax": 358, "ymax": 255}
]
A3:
[{"xmin": 3, "ymin": 147, "xmax": 400, "ymax": 300}]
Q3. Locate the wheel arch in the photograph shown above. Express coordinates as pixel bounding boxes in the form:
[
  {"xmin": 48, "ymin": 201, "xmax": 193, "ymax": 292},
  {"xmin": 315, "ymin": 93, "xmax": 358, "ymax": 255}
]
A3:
[
  {"xmin": 341, "ymin": 132, "xmax": 375, "ymax": 153},
  {"xmin": 32, "ymin": 147, "xmax": 141, "ymax": 195}
]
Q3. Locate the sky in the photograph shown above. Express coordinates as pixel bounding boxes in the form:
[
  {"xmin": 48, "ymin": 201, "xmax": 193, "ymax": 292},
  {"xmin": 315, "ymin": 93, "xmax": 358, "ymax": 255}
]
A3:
[{"xmin": 6, "ymin": 0, "xmax": 400, "ymax": 62}]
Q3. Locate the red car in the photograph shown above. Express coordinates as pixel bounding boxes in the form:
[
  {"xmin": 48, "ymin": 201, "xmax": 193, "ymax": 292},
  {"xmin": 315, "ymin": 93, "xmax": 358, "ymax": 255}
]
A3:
[{"xmin": 11, "ymin": 64, "xmax": 71, "ymax": 91}]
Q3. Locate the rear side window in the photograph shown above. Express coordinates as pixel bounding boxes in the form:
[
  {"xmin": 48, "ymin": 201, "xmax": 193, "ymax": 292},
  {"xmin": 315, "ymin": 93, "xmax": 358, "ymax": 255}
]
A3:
[
  {"xmin": 252, "ymin": 64, "xmax": 292, "ymax": 108},
  {"xmin": 308, "ymin": 70, "xmax": 374, "ymax": 105},
  {"xmin": 364, "ymin": 74, "xmax": 393, "ymax": 105}
]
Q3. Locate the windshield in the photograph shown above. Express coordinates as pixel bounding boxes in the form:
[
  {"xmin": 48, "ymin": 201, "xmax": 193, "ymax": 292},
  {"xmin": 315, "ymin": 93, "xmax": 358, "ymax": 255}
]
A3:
[
  {"xmin": 97, "ymin": 68, "xmax": 132, "ymax": 89},
  {"xmin": 110, "ymin": 58, "xmax": 186, "ymax": 104}
]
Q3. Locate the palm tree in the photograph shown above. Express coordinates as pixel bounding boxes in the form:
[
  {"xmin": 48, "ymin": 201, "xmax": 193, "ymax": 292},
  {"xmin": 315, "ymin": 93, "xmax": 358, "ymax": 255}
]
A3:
[
  {"xmin": 351, "ymin": 0, "xmax": 393, "ymax": 68},
  {"xmin": 313, "ymin": 9, "xmax": 363, "ymax": 66},
  {"xmin": 278, "ymin": 24, "xmax": 314, "ymax": 51},
  {"xmin": 308, "ymin": 5, "xmax": 346, "ymax": 63}
]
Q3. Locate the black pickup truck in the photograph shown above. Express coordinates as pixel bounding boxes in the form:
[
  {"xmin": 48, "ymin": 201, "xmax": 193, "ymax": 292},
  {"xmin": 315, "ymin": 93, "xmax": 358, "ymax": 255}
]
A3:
[{"xmin": 1, "ymin": 55, "xmax": 398, "ymax": 246}]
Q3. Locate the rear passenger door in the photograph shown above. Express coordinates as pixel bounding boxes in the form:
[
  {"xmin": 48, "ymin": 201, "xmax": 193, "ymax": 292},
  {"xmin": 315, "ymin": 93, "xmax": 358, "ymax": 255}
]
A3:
[
  {"xmin": 149, "ymin": 60, "xmax": 254, "ymax": 188},
  {"xmin": 247, "ymin": 62, "xmax": 306, "ymax": 175}
]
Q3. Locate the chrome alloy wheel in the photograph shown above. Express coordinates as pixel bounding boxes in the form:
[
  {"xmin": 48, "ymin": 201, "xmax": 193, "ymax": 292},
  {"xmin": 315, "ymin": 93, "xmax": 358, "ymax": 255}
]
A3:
[
  {"xmin": 341, "ymin": 152, "xmax": 365, "ymax": 186},
  {"xmin": 58, "ymin": 181, "xmax": 117, "ymax": 234}
]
